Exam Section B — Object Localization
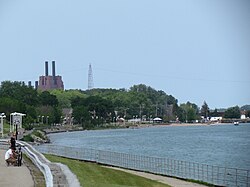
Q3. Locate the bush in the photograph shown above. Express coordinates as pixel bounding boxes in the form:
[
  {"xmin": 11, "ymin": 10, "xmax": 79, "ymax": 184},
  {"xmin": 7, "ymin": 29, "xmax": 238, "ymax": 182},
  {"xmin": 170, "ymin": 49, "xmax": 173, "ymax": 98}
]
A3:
[{"xmin": 22, "ymin": 134, "xmax": 34, "ymax": 142}]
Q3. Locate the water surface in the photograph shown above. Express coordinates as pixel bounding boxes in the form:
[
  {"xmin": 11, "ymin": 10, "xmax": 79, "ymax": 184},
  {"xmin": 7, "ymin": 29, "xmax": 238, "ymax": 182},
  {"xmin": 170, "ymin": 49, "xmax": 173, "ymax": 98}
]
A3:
[{"xmin": 41, "ymin": 123, "xmax": 250, "ymax": 170}]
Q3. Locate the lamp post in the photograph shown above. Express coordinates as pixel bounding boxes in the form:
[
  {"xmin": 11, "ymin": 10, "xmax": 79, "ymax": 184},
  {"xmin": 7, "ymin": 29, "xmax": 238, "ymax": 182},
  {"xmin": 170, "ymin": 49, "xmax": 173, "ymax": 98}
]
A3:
[
  {"xmin": 46, "ymin": 116, "xmax": 49, "ymax": 125},
  {"xmin": 70, "ymin": 117, "xmax": 74, "ymax": 125},
  {"xmin": 37, "ymin": 115, "xmax": 40, "ymax": 124},
  {"xmin": 0, "ymin": 113, "xmax": 6, "ymax": 137}
]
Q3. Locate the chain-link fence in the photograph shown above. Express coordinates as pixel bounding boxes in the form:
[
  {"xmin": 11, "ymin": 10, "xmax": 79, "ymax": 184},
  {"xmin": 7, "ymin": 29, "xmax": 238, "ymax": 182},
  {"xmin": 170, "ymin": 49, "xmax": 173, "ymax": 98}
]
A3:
[{"xmin": 36, "ymin": 144, "xmax": 249, "ymax": 187}]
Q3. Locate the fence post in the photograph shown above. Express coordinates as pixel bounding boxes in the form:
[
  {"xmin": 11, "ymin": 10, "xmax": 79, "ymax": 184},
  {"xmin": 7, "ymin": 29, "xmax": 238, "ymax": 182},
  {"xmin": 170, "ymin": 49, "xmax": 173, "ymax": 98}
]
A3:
[
  {"xmin": 212, "ymin": 165, "xmax": 214, "ymax": 183},
  {"xmin": 193, "ymin": 162, "xmax": 195, "ymax": 180},
  {"xmin": 247, "ymin": 170, "xmax": 249, "ymax": 187},
  {"xmin": 95, "ymin": 150, "xmax": 99, "ymax": 163},
  {"xmin": 223, "ymin": 167, "xmax": 226, "ymax": 186},
  {"xmin": 235, "ymin": 169, "xmax": 238, "ymax": 186},
  {"xmin": 217, "ymin": 166, "xmax": 219, "ymax": 185}
]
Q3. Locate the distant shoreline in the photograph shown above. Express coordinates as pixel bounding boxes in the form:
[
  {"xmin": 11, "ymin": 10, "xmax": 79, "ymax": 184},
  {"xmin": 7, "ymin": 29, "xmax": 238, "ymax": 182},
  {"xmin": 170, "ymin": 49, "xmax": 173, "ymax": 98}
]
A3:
[{"xmin": 43, "ymin": 122, "xmax": 236, "ymax": 135}]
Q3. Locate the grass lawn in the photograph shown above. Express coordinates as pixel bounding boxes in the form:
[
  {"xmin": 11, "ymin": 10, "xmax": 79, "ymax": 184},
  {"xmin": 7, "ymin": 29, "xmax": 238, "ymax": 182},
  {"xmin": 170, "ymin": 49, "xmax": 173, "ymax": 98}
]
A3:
[
  {"xmin": 3, "ymin": 122, "xmax": 10, "ymax": 134},
  {"xmin": 45, "ymin": 154, "xmax": 171, "ymax": 187}
]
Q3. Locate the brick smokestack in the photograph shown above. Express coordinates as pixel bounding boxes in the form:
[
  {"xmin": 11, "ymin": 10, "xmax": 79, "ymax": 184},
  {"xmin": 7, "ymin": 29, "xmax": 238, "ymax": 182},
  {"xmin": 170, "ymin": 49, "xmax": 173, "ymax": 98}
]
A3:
[
  {"xmin": 35, "ymin": 81, "xmax": 38, "ymax": 89},
  {"xmin": 52, "ymin": 61, "xmax": 56, "ymax": 77},
  {"xmin": 45, "ymin": 61, "xmax": 49, "ymax": 76},
  {"xmin": 52, "ymin": 61, "xmax": 57, "ymax": 85}
]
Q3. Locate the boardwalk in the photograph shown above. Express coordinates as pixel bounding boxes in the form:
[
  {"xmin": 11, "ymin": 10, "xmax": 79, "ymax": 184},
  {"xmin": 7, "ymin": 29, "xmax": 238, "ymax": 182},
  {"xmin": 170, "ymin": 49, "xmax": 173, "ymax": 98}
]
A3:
[{"xmin": 0, "ymin": 149, "xmax": 34, "ymax": 187}]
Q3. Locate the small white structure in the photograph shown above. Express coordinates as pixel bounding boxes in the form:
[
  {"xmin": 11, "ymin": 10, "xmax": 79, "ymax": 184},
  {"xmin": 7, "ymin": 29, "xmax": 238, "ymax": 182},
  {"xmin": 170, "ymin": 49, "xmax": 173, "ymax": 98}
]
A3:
[
  {"xmin": 210, "ymin": 117, "xmax": 222, "ymax": 122},
  {"xmin": 10, "ymin": 112, "xmax": 26, "ymax": 133},
  {"xmin": 153, "ymin": 117, "xmax": 162, "ymax": 123},
  {"xmin": 128, "ymin": 118, "xmax": 141, "ymax": 123},
  {"xmin": 241, "ymin": 114, "xmax": 246, "ymax": 120}
]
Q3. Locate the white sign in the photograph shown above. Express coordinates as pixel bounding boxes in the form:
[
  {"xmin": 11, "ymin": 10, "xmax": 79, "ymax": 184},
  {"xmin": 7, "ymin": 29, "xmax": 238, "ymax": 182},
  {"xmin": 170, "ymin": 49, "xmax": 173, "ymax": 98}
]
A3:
[{"xmin": 13, "ymin": 115, "xmax": 22, "ymax": 127}]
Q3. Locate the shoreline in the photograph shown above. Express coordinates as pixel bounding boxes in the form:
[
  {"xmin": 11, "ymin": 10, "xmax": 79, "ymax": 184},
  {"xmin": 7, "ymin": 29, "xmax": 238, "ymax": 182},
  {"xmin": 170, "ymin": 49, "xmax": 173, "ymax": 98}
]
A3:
[{"xmin": 42, "ymin": 121, "xmax": 238, "ymax": 136}]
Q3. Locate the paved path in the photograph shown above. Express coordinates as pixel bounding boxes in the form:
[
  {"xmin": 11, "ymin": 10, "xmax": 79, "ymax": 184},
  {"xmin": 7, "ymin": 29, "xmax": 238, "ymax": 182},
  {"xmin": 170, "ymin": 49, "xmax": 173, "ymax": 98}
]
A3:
[
  {"xmin": 0, "ymin": 149, "xmax": 34, "ymax": 187},
  {"xmin": 104, "ymin": 166, "xmax": 208, "ymax": 187}
]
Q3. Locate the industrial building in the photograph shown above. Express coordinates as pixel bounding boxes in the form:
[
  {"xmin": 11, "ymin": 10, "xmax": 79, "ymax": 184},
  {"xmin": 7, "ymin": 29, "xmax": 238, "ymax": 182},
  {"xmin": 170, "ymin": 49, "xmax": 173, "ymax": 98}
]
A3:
[{"xmin": 38, "ymin": 61, "xmax": 64, "ymax": 91}]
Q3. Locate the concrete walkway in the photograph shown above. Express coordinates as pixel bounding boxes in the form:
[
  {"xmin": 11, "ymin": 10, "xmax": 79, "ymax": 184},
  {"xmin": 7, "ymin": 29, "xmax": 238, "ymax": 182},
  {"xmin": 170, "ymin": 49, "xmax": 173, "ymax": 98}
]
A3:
[{"xmin": 0, "ymin": 149, "xmax": 34, "ymax": 187}]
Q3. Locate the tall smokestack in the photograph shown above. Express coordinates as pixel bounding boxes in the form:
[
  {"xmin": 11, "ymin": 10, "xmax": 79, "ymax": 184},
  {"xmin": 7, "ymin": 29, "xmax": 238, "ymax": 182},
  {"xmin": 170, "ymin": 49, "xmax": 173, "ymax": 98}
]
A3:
[
  {"xmin": 35, "ymin": 81, "xmax": 38, "ymax": 89},
  {"xmin": 52, "ymin": 61, "xmax": 56, "ymax": 77},
  {"xmin": 52, "ymin": 61, "xmax": 57, "ymax": 85},
  {"xmin": 28, "ymin": 81, "xmax": 32, "ymax": 87},
  {"xmin": 45, "ymin": 61, "xmax": 48, "ymax": 76}
]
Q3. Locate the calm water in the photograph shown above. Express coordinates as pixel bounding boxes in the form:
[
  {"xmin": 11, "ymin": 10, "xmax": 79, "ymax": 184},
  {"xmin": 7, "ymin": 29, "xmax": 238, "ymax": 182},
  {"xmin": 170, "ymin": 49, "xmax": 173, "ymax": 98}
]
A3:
[{"xmin": 41, "ymin": 123, "xmax": 250, "ymax": 170}]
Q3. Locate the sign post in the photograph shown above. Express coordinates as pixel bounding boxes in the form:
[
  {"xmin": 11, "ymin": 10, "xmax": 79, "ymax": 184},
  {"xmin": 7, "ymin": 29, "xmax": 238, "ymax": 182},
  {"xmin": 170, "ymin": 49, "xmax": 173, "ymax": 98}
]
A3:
[{"xmin": 10, "ymin": 112, "xmax": 26, "ymax": 140}]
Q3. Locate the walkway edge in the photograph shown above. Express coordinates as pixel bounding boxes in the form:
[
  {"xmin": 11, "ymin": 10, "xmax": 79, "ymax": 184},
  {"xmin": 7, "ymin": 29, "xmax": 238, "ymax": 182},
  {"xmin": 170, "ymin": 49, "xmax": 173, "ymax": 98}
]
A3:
[
  {"xmin": 19, "ymin": 141, "xmax": 54, "ymax": 187},
  {"xmin": 19, "ymin": 141, "xmax": 81, "ymax": 187},
  {"xmin": 55, "ymin": 163, "xmax": 81, "ymax": 187}
]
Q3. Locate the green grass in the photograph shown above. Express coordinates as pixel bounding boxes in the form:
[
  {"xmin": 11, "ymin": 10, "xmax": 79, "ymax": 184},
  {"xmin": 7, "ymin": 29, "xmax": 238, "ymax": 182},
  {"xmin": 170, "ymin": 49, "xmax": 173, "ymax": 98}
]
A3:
[
  {"xmin": 3, "ymin": 122, "xmax": 10, "ymax": 134},
  {"xmin": 45, "ymin": 154, "xmax": 171, "ymax": 187},
  {"xmin": 22, "ymin": 134, "xmax": 34, "ymax": 142}
]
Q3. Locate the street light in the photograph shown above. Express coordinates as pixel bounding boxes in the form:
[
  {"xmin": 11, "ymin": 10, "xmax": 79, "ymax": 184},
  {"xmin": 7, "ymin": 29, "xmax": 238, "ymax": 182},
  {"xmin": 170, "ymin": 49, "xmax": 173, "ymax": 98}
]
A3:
[
  {"xmin": 0, "ymin": 113, "xmax": 6, "ymax": 137},
  {"xmin": 70, "ymin": 117, "xmax": 74, "ymax": 125},
  {"xmin": 46, "ymin": 116, "xmax": 49, "ymax": 125},
  {"xmin": 37, "ymin": 115, "xmax": 40, "ymax": 124}
]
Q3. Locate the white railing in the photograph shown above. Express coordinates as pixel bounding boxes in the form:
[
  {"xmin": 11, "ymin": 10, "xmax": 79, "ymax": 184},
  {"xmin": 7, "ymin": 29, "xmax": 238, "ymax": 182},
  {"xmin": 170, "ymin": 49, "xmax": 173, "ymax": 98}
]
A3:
[{"xmin": 0, "ymin": 140, "xmax": 53, "ymax": 187}]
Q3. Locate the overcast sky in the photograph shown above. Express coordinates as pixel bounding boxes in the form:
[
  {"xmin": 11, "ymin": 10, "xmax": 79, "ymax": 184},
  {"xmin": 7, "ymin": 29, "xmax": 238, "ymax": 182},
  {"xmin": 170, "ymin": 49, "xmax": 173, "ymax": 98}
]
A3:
[{"xmin": 0, "ymin": 0, "xmax": 249, "ymax": 109}]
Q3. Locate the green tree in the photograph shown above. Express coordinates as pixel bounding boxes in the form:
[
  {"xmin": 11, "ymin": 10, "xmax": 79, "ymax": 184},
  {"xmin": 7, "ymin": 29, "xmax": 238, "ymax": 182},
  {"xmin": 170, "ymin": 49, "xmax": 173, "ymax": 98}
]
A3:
[
  {"xmin": 0, "ymin": 97, "xmax": 26, "ymax": 117},
  {"xmin": 211, "ymin": 108, "xmax": 219, "ymax": 117},
  {"xmin": 224, "ymin": 106, "xmax": 241, "ymax": 119},
  {"xmin": 176, "ymin": 107, "xmax": 186, "ymax": 122},
  {"xmin": 245, "ymin": 110, "xmax": 250, "ymax": 118},
  {"xmin": 201, "ymin": 101, "xmax": 209, "ymax": 118},
  {"xmin": 179, "ymin": 102, "xmax": 198, "ymax": 122},
  {"xmin": 38, "ymin": 91, "xmax": 58, "ymax": 106},
  {"xmin": 72, "ymin": 96, "xmax": 115, "ymax": 127},
  {"xmin": 0, "ymin": 81, "xmax": 39, "ymax": 106},
  {"xmin": 50, "ymin": 89, "xmax": 86, "ymax": 108}
]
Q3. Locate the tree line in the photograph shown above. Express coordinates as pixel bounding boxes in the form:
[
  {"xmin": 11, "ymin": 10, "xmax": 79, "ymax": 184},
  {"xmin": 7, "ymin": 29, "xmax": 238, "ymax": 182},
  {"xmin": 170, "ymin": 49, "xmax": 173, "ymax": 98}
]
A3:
[{"xmin": 0, "ymin": 81, "xmax": 249, "ymax": 129}]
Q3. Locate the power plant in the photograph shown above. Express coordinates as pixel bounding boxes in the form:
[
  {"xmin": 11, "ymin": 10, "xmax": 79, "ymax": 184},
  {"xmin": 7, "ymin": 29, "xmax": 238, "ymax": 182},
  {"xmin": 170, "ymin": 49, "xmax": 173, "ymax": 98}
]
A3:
[{"xmin": 37, "ymin": 61, "xmax": 64, "ymax": 91}]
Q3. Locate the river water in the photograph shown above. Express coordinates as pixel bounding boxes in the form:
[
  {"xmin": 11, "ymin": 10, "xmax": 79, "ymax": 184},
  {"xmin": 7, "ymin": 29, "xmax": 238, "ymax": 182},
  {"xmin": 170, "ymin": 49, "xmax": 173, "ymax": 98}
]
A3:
[{"xmin": 40, "ymin": 123, "xmax": 250, "ymax": 170}]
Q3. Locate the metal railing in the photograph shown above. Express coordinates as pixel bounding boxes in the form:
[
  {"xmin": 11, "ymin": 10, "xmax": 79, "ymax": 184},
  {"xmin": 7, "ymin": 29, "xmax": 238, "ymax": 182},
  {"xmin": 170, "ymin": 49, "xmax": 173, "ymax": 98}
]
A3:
[
  {"xmin": 0, "ymin": 140, "xmax": 54, "ymax": 187},
  {"xmin": 36, "ymin": 144, "xmax": 250, "ymax": 187}
]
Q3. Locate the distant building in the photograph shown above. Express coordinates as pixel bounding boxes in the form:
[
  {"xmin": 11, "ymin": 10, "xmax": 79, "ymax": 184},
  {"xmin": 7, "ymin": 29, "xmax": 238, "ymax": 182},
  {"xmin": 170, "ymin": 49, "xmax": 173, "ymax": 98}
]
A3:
[
  {"xmin": 210, "ymin": 117, "xmax": 223, "ymax": 122},
  {"xmin": 38, "ymin": 61, "xmax": 64, "ymax": 91}
]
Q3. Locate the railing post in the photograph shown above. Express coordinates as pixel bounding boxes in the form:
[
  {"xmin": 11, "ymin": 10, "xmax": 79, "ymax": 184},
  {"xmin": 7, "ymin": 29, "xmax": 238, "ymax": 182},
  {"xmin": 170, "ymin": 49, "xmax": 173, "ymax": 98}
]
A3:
[
  {"xmin": 223, "ymin": 167, "xmax": 226, "ymax": 186},
  {"xmin": 247, "ymin": 170, "xmax": 249, "ymax": 187},
  {"xmin": 235, "ymin": 169, "xmax": 237, "ymax": 186},
  {"xmin": 96, "ymin": 150, "xmax": 99, "ymax": 163},
  {"xmin": 212, "ymin": 165, "xmax": 214, "ymax": 183}
]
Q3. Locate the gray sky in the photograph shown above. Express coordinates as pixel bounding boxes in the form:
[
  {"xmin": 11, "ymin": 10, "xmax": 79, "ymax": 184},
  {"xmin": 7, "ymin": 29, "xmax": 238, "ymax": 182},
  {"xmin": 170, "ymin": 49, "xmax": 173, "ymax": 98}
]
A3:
[{"xmin": 0, "ymin": 0, "xmax": 249, "ymax": 109}]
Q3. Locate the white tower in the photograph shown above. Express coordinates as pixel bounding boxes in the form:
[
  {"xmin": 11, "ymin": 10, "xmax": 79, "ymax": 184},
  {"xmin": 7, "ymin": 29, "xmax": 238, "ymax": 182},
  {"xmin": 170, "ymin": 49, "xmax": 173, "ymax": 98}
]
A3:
[{"xmin": 88, "ymin": 63, "xmax": 94, "ymax": 89}]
